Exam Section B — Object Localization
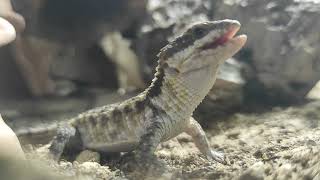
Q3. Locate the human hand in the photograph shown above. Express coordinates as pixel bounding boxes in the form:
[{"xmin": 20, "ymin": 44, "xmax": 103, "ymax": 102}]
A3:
[
  {"xmin": 0, "ymin": 114, "xmax": 25, "ymax": 160},
  {"xmin": 0, "ymin": 17, "xmax": 16, "ymax": 46}
]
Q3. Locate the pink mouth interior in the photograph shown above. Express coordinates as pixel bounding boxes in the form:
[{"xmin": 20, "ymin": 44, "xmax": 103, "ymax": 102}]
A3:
[{"xmin": 201, "ymin": 26, "xmax": 239, "ymax": 50}]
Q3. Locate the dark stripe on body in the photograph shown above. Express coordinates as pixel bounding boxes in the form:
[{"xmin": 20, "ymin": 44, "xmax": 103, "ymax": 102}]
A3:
[{"xmin": 146, "ymin": 66, "xmax": 165, "ymax": 98}]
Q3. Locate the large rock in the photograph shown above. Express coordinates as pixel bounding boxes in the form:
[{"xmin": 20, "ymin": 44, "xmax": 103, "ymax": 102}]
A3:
[
  {"xmin": 0, "ymin": 0, "xmax": 149, "ymax": 97},
  {"xmin": 212, "ymin": 0, "xmax": 320, "ymax": 104},
  {"xmin": 307, "ymin": 80, "xmax": 320, "ymax": 100}
]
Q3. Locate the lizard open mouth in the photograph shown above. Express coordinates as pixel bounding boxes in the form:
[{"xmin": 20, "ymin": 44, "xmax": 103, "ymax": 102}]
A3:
[{"xmin": 201, "ymin": 25, "xmax": 242, "ymax": 50}]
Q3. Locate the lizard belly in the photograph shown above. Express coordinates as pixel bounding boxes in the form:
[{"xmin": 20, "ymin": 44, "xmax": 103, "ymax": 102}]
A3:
[
  {"xmin": 85, "ymin": 140, "xmax": 139, "ymax": 152},
  {"xmin": 78, "ymin": 127, "xmax": 142, "ymax": 153},
  {"xmin": 76, "ymin": 111, "xmax": 145, "ymax": 153}
]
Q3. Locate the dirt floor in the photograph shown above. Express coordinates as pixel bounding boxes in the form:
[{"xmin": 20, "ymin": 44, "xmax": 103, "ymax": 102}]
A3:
[{"xmin": 21, "ymin": 100, "xmax": 320, "ymax": 180}]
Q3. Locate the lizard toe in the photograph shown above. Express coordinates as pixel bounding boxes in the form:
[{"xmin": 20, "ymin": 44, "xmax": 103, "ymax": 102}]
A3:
[{"xmin": 207, "ymin": 150, "xmax": 229, "ymax": 165}]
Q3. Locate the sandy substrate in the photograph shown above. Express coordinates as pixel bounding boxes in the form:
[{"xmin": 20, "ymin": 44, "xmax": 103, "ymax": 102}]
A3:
[{"xmin": 23, "ymin": 101, "xmax": 320, "ymax": 179}]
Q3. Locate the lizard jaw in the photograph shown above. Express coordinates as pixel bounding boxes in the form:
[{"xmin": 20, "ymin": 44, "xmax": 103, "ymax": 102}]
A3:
[
  {"xmin": 228, "ymin": 34, "xmax": 247, "ymax": 48},
  {"xmin": 201, "ymin": 24, "xmax": 246, "ymax": 50}
]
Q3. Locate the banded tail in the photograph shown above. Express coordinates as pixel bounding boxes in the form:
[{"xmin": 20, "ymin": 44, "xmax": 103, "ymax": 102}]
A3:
[{"xmin": 15, "ymin": 123, "xmax": 58, "ymax": 144}]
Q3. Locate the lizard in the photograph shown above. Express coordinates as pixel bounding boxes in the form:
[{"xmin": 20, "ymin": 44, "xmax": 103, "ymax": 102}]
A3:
[{"xmin": 18, "ymin": 19, "xmax": 247, "ymax": 165}]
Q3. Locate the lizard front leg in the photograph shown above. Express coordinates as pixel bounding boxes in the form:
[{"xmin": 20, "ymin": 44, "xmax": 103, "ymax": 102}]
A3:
[
  {"xmin": 49, "ymin": 124, "xmax": 76, "ymax": 161},
  {"xmin": 185, "ymin": 117, "xmax": 228, "ymax": 165},
  {"xmin": 138, "ymin": 121, "xmax": 164, "ymax": 154},
  {"xmin": 122, "ymin": 121, "xmax": 166, "ymax": 176}
]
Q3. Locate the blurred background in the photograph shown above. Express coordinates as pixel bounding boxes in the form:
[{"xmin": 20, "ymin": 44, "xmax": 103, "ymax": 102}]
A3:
[{"xmin": 0, "ymin": 0, "xmax": 319, "ymax": 179}]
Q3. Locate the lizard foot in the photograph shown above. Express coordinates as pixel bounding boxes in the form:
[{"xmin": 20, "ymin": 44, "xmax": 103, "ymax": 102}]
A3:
[
  {"xmin": 207, "ymin": 150, "xmax": 229, "ymax": 165},
  {"xmin": 49, "ymin": 125, "xmax": 76, "ymax": 161},
  {"xmin": 120, "ymin": 151, "xmax": 166, "ymax": 179}
]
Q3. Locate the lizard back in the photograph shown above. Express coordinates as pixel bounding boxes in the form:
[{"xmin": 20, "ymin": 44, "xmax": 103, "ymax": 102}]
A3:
[{"xmin": 71, "ymin": 94, "xmax": 150, "ymax": 152}]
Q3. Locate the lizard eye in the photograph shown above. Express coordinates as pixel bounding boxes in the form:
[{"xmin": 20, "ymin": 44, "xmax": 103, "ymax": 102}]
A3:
[{"xmin": 193, "ymin": 27, "xmax": 206, "ymax": 38}]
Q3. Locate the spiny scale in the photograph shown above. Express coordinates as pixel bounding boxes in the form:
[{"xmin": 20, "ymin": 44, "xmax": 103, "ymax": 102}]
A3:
[{"xmin": 70, "ymin": 98, "xmax": 148, "ymax": 149}]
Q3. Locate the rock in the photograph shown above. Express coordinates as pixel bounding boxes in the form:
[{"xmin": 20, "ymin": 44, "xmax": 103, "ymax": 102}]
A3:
[
  {"xmin": 273, "ymin": 163, "xmax": 294, "ymax": 179},
  {"xmin": 132, "ymin": 26, "xmax": 174, "ymax": 83},
  {"xmin": 238, "ymin": 162, "xmax": 265, "ymax": 180},
  {"xmin": 75, "ymin": 162, "xmax": 114, "ymax": 179},
  {"xmin": 100, "ymin": 31, "xmax": 145, "ymax": 90},
  {"xmin": 0, "ymin": 0, "xmax": 148, "ymax": 97},
  {"xmin": 13, "ymin": 0, "xmax": 148, "ymax": 44},
  {"xmin": 50, "ymin": 44, "xmax": 118, "ymax": 88},
  {"xmin": 307, "ymin": 81, "xmax": 320, "ymax": 100},
  {"xmin": 146, "ymin": 0, "xmax": 212, "ymax": 28},
  {"xmin": 0, "ymin": 114, "xmax": 25, "ymax": 160},
  {"xmin": 75, "ymin": 150, "xmax": 100, "ymax": 164},
  {"xmin": 213, "ymin": 0, "xmax": 320, "ymax": 104}
]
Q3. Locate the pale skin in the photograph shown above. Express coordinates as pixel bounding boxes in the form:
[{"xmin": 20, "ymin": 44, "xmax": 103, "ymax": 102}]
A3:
[
  {"xmin": 0, "ymin": 0, "xmax": 25, "ymax": 33},
  {"xmin": 0, "ymin": 1, "xmax": 25, "ymax": 159},
  {"xmin": 0, "ymin": 114, "xmax": 25, "ymax": 160},
  {"xmin": 0, "ymin": 17, "xmax": 16, "ymax": 46}
]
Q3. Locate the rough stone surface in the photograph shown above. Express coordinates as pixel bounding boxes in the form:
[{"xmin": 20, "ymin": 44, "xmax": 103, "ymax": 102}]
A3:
[
  {"xmin": 238, "ymin": 162, "xmax": 265, "ymax": 180},
  {"xmin": 0, "ymin": 0, "xmax": 319, "ymax": 102},
  {"xmin": 0, "ymin": 0, "xmax": 148, "ymax": 97},
  {"xmin": 75, "ymin": 162, "xmax": 114, "ymax": 179},
  {"xmin": 75, "ymin": 150, "xmax": 100, "ymax": 164},
  {"xmin": 307, "ymin": 81, "xmax": 320, "ymax": 100},
  {"xmin": 213, "ymin": 0, "xmax": 320, "ymax": 104},
  {"xmin": 137, "ymin": 0, "xmax": 320, "ymax": 105}
]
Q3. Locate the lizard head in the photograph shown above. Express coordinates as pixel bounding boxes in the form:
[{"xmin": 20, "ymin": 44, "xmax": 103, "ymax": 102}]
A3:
[{"xmin": 157, "ymin": 19, "xmax": 247, "ymax": 96}]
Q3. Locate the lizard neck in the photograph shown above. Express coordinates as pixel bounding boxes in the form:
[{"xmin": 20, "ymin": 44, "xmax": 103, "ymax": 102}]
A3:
[{"xmin": 143, "ymin": 63, "xmax": 217, "ymax": 120}]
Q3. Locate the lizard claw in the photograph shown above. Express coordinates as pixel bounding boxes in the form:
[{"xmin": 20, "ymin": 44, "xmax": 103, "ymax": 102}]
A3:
[{"xmin": 206, "ymin": 150, "xmax": 229, "ymax": 165}]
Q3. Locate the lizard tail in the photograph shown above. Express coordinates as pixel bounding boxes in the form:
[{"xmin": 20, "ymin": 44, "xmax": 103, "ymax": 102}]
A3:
[{"xmin": 15, "ymin": 124, "xmax": 58, "ymax": 145}]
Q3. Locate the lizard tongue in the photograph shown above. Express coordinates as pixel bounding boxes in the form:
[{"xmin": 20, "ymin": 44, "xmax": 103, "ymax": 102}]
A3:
[{"xmin": 201, "ymin": 25, "xmax": 240, "ymax": 50}]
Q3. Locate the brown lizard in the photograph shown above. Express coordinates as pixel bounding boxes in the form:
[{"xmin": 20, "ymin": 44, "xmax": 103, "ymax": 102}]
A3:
[{"xmin": 19, "ymin": 19, "xmax": 247, "ymax": 165}]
